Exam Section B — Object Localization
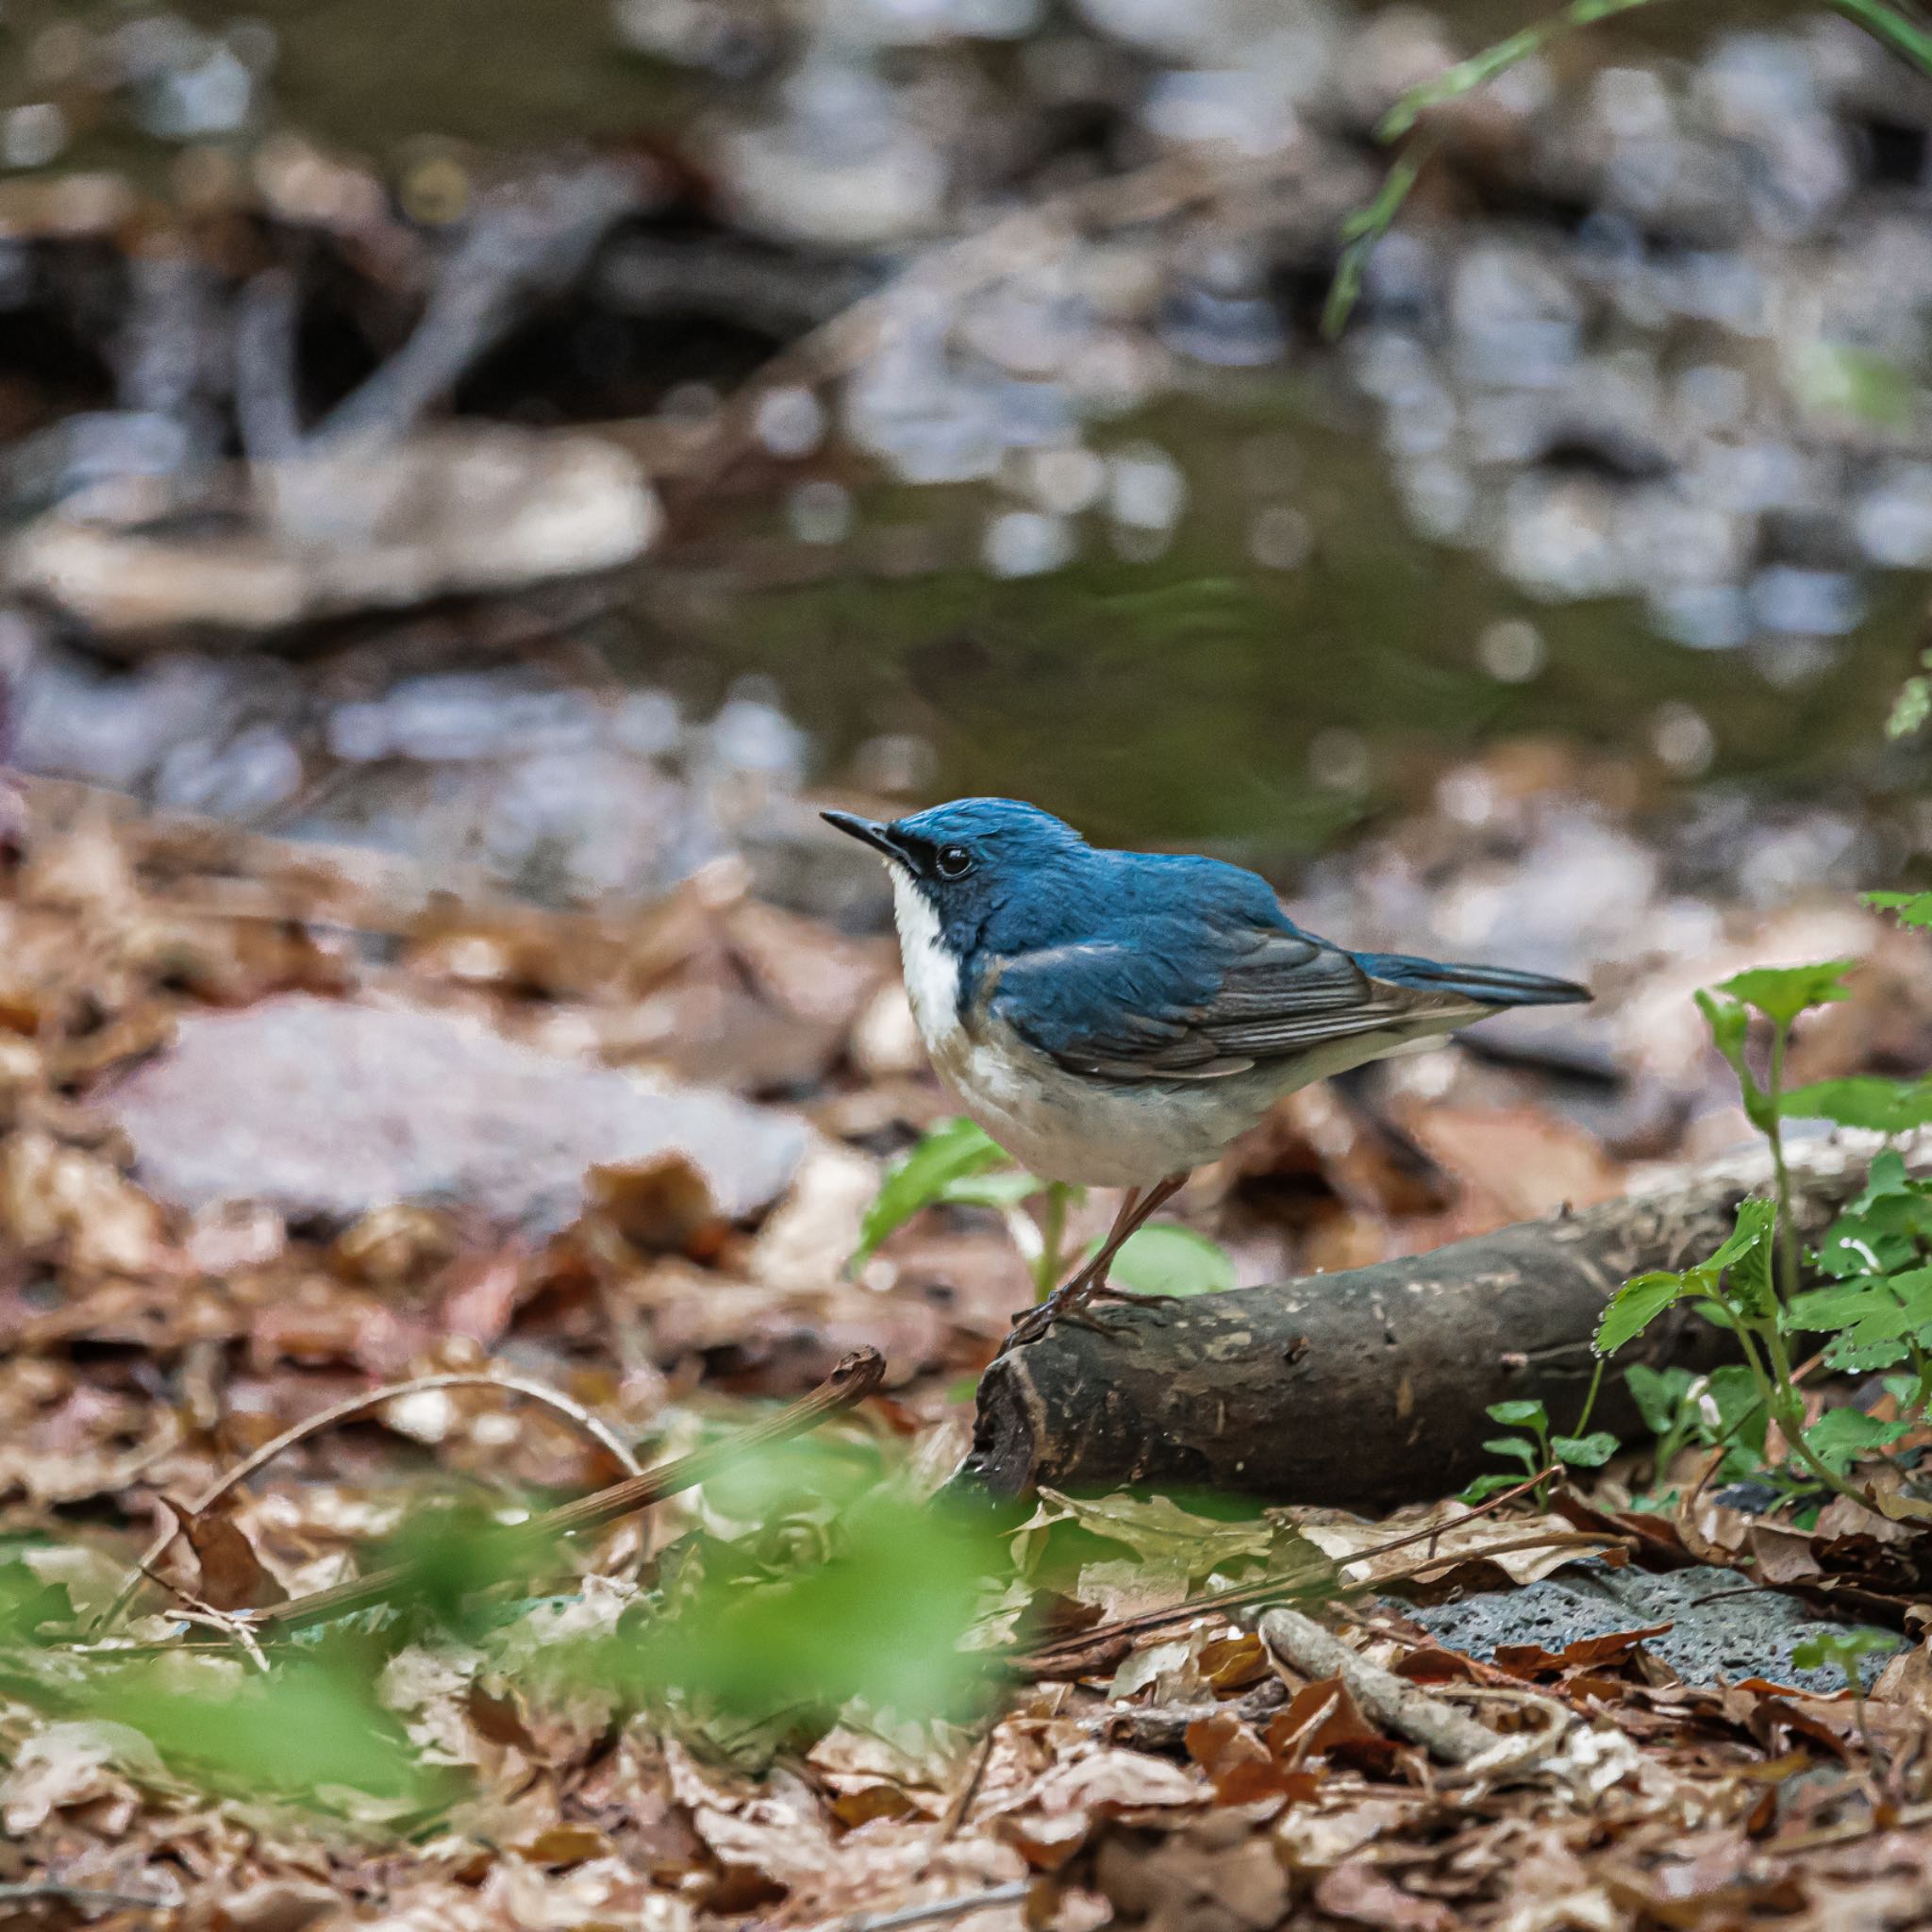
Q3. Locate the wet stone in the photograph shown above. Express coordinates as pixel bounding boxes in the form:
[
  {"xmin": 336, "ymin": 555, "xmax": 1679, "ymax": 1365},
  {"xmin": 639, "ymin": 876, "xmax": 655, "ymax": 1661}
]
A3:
[{"xmin": 1399, "ymin": 1559, "xmax": 1903, "ymax": 1693}]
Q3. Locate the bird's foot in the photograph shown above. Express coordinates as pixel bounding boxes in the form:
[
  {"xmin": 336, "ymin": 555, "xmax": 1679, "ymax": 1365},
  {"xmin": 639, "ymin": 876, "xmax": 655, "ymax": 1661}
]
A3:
[
  {"xmin": 1004, "ymin": 1282, "xmax": 1170, "ymax": 1350},
  {"xmin": 1005, "ymin": 1293, "xmax": 1073, "ymax": 1350}
]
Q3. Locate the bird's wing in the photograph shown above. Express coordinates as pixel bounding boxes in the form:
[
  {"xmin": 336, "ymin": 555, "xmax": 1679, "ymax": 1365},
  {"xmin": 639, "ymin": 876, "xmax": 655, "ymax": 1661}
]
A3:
[{"xmin": 986, "ymin": 924, "xmax": 1470, "ymax": 1083}]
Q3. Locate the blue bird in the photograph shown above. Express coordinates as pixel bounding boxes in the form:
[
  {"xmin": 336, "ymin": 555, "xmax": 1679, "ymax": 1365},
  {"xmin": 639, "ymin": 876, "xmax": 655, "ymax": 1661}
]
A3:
[{"xmin": 824, "ymin": 798, "xmax": 1589, "ymax": 1341}]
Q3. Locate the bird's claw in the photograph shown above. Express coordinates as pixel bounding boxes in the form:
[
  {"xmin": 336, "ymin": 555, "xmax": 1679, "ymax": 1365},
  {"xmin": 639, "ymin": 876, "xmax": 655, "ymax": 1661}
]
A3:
[{"xmin": 1003, "ymin": 1283, "xmax": 1172, "ymax": 1351}]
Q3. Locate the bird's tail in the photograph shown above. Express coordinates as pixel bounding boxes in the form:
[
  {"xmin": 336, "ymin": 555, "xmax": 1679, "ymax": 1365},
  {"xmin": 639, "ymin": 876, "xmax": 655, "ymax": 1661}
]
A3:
[{"xmin": 1356, "ymin": 952, "xmax": 1591, "ymax": 1008}]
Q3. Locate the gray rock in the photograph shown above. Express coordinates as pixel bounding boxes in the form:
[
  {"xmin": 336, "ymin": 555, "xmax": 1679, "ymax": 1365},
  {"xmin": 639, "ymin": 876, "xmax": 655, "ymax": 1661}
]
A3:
[
  {"xmin": 108, "ymin": 995, "xmax": 808, "ymax": 1237},
  {"xmin": 1400, "ymin": 1559, "xmax": 1902, "ymax": 1693}
]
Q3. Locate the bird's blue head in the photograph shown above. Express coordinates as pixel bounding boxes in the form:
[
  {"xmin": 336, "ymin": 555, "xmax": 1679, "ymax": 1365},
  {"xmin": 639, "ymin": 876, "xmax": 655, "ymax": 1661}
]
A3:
[{"xmin": 822, "ymin": 797, "xmax": 1091, "ymax": 961}]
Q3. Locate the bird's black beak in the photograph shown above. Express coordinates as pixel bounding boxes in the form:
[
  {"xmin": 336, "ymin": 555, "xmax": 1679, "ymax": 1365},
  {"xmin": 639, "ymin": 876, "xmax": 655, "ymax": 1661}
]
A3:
[{"xmin": 821, "ymin": 810, "xmax": 905, "ymax": 862}]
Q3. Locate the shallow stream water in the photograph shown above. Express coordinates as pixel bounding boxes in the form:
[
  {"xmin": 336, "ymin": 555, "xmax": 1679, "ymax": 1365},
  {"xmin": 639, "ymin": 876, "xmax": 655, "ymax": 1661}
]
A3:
[{"xmin": 1, "ymin": 0, "xmax": 1926, "ymax": 882}]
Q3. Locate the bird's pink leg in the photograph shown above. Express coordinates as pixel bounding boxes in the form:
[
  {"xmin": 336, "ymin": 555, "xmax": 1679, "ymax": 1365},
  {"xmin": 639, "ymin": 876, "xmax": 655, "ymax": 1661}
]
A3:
[{"xmin": 1007, "ymin": 1173, "xmax": 1188, "ymax": 1346}]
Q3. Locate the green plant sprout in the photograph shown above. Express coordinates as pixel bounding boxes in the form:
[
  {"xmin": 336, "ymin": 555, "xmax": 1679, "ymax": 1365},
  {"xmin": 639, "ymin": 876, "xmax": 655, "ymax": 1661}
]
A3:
[
  {"xmin": 853, "ymin": 1116, "xmax": 1237, "ymax": 1305},
  {"xmin": 1889, "ymin": 650, "xmax": 1932, "ymax": 740},
  {"xmin": 1467, "ymin": 892, "xmax": 1932, "ymax": 1512},
  {"xmin": 1461, "ymin": 1396, "xmax": 1617, "ymax": 1507},
  {"xmin": 1621, "ymin": 1362, "xmax": 1769, "ymax": 1508},
  {"xmin": 1595, "ymin": 894, "xmax": 1932, "ymax": 1511},
  {"xmin": 1790, "ymin": 1626, "xmax": 1896, "ymax": 1741}
]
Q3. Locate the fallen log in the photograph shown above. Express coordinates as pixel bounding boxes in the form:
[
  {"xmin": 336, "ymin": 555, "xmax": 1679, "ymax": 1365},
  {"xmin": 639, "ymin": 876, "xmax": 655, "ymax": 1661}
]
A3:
[{"xmin": 965, "ymin": 1138, "xmax": 1902, "ymax": 1507}]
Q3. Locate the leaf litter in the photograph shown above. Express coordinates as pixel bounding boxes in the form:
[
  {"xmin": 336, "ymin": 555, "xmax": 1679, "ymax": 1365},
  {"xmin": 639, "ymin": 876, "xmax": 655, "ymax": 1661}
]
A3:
[{"xmin": 0, "ymin": 767, "xmax": 1929, "ymax": 1928}]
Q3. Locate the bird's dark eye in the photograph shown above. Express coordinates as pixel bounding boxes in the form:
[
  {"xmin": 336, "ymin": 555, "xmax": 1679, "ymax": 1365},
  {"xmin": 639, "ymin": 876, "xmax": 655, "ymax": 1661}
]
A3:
[{"xmin": 935, "ymin": 843, "xmax": 974, "ymax": 879}]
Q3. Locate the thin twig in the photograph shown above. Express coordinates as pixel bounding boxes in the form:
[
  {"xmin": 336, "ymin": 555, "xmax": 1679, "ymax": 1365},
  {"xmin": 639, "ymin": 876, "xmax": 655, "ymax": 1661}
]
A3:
[
  {"xmin": 134, "ymin": 1562, "xmax": 270, "ymax": 1673},
  {"xmin": 829, "ymin": 1880, "xmax": 1029, "ymax": 1932},
  {"xmin": 0, "ymin": 1881, "xmax": 172, "ymax": 1911},
  {"xmin": 252, "ymin": 1347, "xmax": 884, "ymax": 1637},
  {"xmin": 925, "ymin": 1715, "xmax": 1002, "ymax": 1857},
  {"xmin": 1259, "ymin": 1607, "xmax": 1500, "ymax": 1765},
  {"xmin": 99, "ymin": 1370, "xmax": 646, "ymax": 1633}
]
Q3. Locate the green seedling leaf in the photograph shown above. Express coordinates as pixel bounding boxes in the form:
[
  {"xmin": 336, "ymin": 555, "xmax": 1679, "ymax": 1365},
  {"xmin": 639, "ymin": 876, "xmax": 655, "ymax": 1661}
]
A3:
[
  {"xmin": 98, "ymin": 1656, "xmax": 436, "ymax": 1807},
  {"xmin": 1323, "ymin": 141, "xmax": 1430, "ymax": 338},
  {"xmin": 1625, "ymin": 1363, "xmax": 1696, "ymax": 1437},
  {"xmin": 617, "ymin": 1485, "xmax": 1005, "ymax": 1723},
  {"xmin": 1106, "ymin": 1224, "xmax": 1238, "ymax": 1298},
  {"xmin": 0, "ymin": 1556, "xmax": 74, "ymax": 1647},
  {"xmin": 1791, "ymin": 341, "xmax": 1914, "ymax": 425},
  {"xmin": 1810, "ymin": 1269, "xmax": 1932, "ymax": 1374},
  {"xmin": 1552, "ymin": 1431, "xmax": 1620, "ymax": 1468},
  {"xmin": 1708, "ymin": 1198, "xmax": 1776, "ymax": 1273},
  {"xmin": 1830, "ymin": 0, "xmax": 1932, "ymax": 89},
  {"xmin": 1782, "ymin": 1076, "xmax": 1932, "ymax": 1135},
  {"xmin": 1713, "ymin": 960, "xmax": 1857, "ymax": 1029},
  {"xmin": 1480, "ymin": 1436, "xmax": 1541, "ymax": 1473},
  {"xmin": 1823, "ymin": 1331, "xmax": 1914, "ymax": 1373},
  {"xmin": 1790, "ymin": 1625, "xmax": 1898, "ymax": 1678},
  {"xmin": 1702, "ymin": 1364, "xmax": 1769, "ymax": 1465},
  {"xmin": 1485, "ymin": 1399, "xmax": 1547, "ymax": 1430},
  {"xmin": 852, "ymin": 1118, "xmax": 1014, "ymax": 1266},
  {"xmin": 1815, "ymin": 1213, "xmax": 1911, "ymax": 1279},
  {"xmin": 1719, "ymin": 1206, "xmax": 1777, "ymax": 1321},
  {"xmin": 938, "ymin": 1170, "xmax": 1045, "ymax": 1210},
  {"xmin": 1853, "ymin": 1149, "xmax": 1919, "ymax": 1207},
  {"xmin": 1788, "ymin": 1276, "xmax": 1903, "ymax": 1331},
  {"xmin": 1595, "ymin": 1272, "xmax": 1689, "ymax": 1356},
  {"xmin": 1890, "ymin": 670, "xmax": 1932, "ymax": 740},
  {"xmin": 1457, "ymin": 1471, "xmax": 1531, "ymax": 1505},
  {"xmin": 1864, "ymin": 890, "xmax": 1932, "ymax": 929},
  {"xmin": 1695, "ymin": 990, "xmax": 1771, "ymax": 1127},
  {"xmin": 1694, "ymin": 987, "xmax": 1749, "ymax": 1067},
  {"xmin": 1805, "ymin": 1407, "xmax": 1911, "ymax": 1476}
]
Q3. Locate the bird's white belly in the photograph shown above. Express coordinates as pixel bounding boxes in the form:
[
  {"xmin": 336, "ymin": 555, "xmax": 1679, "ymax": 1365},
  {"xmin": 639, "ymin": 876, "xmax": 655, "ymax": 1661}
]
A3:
[
  {"xmin": 884, "ymin": 866, "xmax": 1454, "ymax": 1187},
  {"xmin": 937, "ymin": 1017, "xmax": 1255, "ymax": 1185}
]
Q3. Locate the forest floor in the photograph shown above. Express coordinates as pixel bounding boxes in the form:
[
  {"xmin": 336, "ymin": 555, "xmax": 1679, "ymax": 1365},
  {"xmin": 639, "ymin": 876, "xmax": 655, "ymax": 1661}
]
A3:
[{"xmin": 1, "ymin": 757, "xmax": 1931, "ymax": 1932}]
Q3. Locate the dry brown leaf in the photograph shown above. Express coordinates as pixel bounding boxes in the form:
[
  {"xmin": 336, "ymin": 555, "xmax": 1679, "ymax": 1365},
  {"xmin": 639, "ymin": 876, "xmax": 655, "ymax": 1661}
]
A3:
[
  {"xmin": 1275, "ymin": 1798, "xmax": 1421, "ymax": 1876},
  {"xmin": 1091, "ymin": 1808, "xmax": 1291, "ymax": 1931},
  {"xmin": 586, "ymin": 1152, "xmax": 724, "ymax": 1256},
  {"xmin": 330, "ymin": 1201, "xmax": 455, "ymax": 1285},
  {"xmin": 1198, "ymin": 1631, "xmax": 1272, "ymax": 1691},
  {"xmin": 1747, "ymin": 1522, "xmax": 1824, "ymax": 1585},
  {"xmin": 1396, "ymin": 1102, "xmax": 1624, "ymax": 1223},
  {"xmin": 2, "ymin": 1129, "xmax": 171, "ymax": 1274},
  {"xmin": 1265, "ymin": 1678, "xmax": 1381, "ymax": 1761},
  {"xmin": 1314, "ymin": 1859, "xmax": 1458, "ymax": 1932},
  {"xmin": 1023, "ymin": 1749, "xmax": 1205, "ymax": 1817},
  {"xmin": 1872, "ymin": 1639, "xmax": 1932, "ymax": 1718},
  {"xmin": 0, "ymin": 1721, "xmax": 166, "ymax": 1834},
  {"xmin": 510, "ymin": 1823, "xmax": 618, "ymax": 1866},
  {"xmin": 1492, "ymin": 1622, "xmax": 1674, "ymax": 1677},
  {"xmin": 1296, "ymin": 1503, "xmax": 1595, "ymax": 1589},
  {"xmin": 746, "ymin": 1141, "xmax": 880, "ymax": 1293},
  {"xmin": 160, "ymin": 1496, "xmax": 288, "ymax": 1611}
]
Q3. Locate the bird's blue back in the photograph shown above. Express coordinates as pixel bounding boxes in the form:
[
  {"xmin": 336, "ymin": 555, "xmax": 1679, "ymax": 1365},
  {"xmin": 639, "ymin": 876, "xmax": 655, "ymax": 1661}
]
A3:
[
  {"xmin": 885, "ymin": 799, "xmax": 1586, "ymax": 1074},
  {"xmin": 891, "ymin": 800, "xmax": 1305, "ymax": 1013}
]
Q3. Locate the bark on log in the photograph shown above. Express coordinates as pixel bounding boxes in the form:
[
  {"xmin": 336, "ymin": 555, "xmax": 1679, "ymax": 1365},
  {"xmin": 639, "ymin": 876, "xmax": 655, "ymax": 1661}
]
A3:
[{"xmin": 965, "ymin": 1139, "xmax": 1901, "ymax": 1507}]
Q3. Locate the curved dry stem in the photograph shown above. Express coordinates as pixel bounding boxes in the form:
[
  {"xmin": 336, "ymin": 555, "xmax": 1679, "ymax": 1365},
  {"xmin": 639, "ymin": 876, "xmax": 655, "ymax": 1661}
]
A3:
[{"xmin": 97, "ymin": 1371, "xmax": 643, "ymax": 1633}]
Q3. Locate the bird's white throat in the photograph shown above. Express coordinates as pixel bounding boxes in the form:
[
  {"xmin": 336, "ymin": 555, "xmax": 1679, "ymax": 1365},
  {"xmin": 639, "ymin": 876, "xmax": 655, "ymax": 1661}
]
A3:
[{"xmin": 887, "ymin": 865, "xmax": 963, "ymax": 1049}]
